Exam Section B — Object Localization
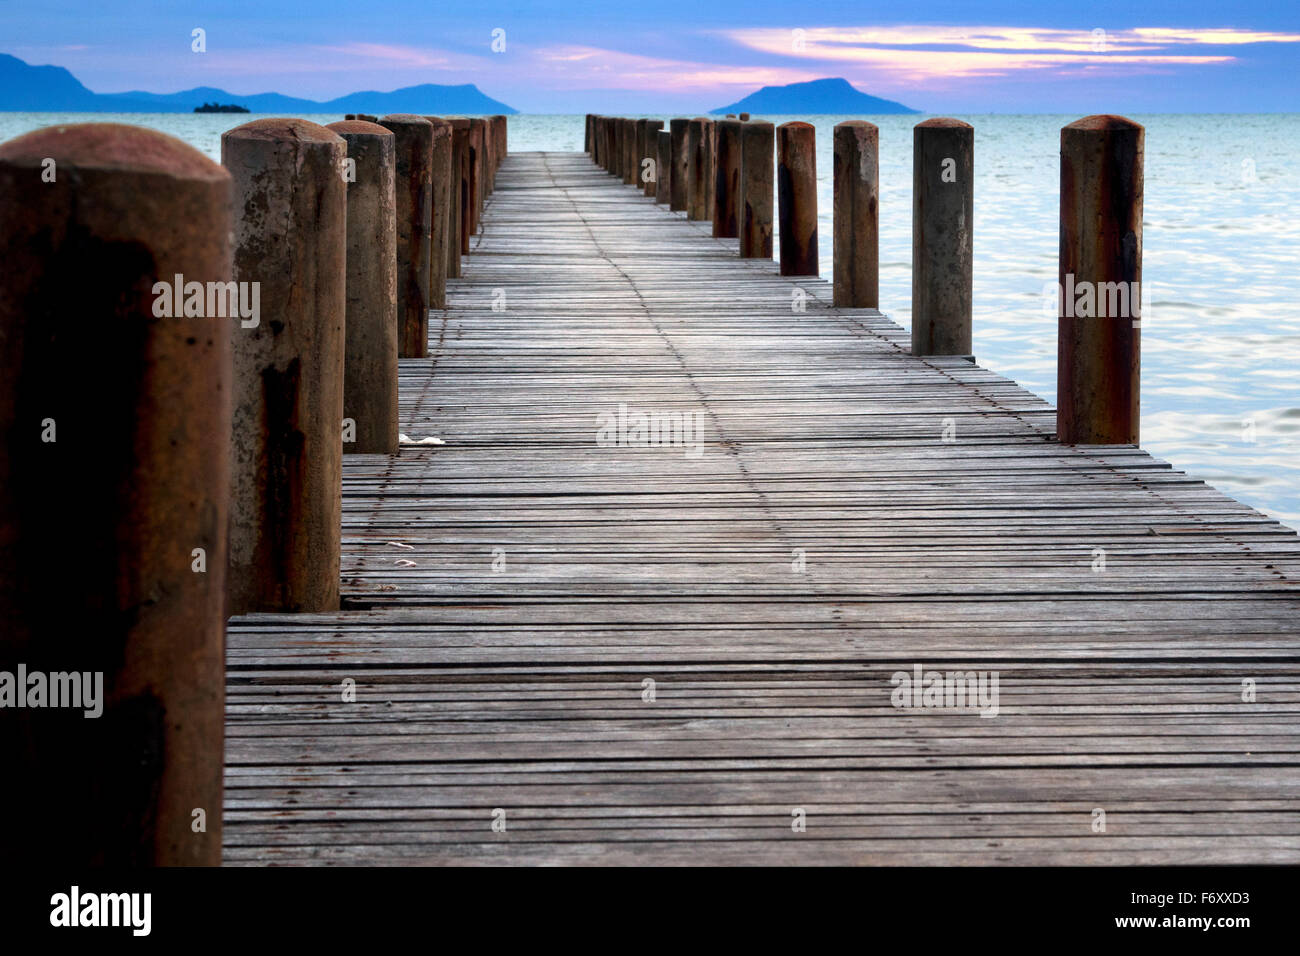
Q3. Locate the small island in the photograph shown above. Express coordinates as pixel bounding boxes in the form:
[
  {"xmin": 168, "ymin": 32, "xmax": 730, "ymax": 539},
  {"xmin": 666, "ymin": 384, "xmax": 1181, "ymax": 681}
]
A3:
[{"xmin": 194, "ymin": 102, "xmax": 249, "ymax": 113}]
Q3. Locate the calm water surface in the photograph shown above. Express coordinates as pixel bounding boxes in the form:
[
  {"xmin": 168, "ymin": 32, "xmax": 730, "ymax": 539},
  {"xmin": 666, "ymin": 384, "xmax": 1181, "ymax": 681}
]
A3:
[{"xmin": 4, "ymin": 111, "xmax": 1297, "ymax": 527}]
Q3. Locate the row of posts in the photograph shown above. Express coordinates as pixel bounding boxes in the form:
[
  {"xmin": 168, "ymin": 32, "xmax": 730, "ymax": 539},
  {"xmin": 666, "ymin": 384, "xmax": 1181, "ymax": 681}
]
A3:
[
  {"xmin": 0, "ymin": 113, "xmax": 508, "ymax": 865},
  {"xmin": 584, "ymin": 112, "xmax": 1143, "ymax": 447}
]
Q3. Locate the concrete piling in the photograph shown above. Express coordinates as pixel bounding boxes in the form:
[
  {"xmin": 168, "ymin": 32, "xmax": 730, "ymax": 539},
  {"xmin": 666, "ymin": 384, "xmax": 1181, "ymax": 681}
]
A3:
[
  {"xmin": 1057, "ymin": 115, "xmax": 1144, "ymax": 445},
  {"xmin": 911, "ymin": 118, "xmax": 973, "ymax": 356},
  {"xmin": 669, "ymin": 119, "xmax": 689, "ymax": 212},
  {"xmin": 378, "ymin": 114, "xmax": 434, "ymax": 357},
  {"xmin": 739, "ymin": 120, "xmax": 774, "ymax": 259},
  {"xmin": 222, "ymin": 118, "xmax": 346, "ymax": 615},
  {"xmin": 0, "ymin": 123, "xmax": 231, "ymax": 866},
  {"xmin": 833, "ymin": 120, "xmax": 880, "ymax": 308},
  {"xmin": 776, "ymin": 121, "xmax": 818, "ymax": 276},
  {"xmin": 713, "ymin": 118, "xmax": 742, "ymax": 238},
  {"xmin": 327, "ymin": 121, "xmax": 398, "ymax": 457}
]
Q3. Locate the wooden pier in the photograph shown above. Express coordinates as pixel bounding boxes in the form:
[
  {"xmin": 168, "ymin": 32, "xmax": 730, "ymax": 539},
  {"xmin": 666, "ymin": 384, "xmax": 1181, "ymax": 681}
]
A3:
[{"xmin": 224, "ymin": 151, "xmax": 1300, "ymax": 865}]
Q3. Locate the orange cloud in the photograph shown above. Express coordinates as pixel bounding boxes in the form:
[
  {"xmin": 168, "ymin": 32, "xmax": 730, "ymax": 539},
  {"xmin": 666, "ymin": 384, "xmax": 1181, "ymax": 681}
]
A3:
[
  {"xmin": 719, "ymin": 24, "xmax": 1300, "ymax": 80},
  {"xmin": 532, "ymin": 45, "xmax": 824, "ymax": 91}
]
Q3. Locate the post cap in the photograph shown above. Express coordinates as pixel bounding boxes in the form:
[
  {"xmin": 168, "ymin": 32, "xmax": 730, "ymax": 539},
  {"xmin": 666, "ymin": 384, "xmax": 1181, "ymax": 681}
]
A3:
[
  {"xmin": 223, "ymin": 117, "xmax": 343, "ymax": 144},
  {"xmin": 0, "ymin": 122, "xmax": 227, "ymax": 181}
]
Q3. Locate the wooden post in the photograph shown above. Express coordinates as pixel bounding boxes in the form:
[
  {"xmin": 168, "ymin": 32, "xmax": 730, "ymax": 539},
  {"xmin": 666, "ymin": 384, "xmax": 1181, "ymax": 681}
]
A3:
[
  {"xmin": 739, "ymin": 112, "xmax": 750, "ymax": 121},
  {"xmin": 777, "ymin": 121, "xmax": 818, "ymax": 275},
  {"xmin": 686, "ymin": 117, "xmax": 714, "ymax": 221},
  {"xmin": 643, "ymin": 119, "xmax": 664, "ymax": 196},
  {"xmin": 623, "ymin": 118, "xmax": 637, "ymax": 185},
  {"xmin": 585, "ymin": 113, "xmax": 593, "ymax": 154},
  {"xmin": 713, "ymin": 118, "xmax": 742, "ymax": 238},
  {"xmin": 655, "ymin": 129, "xmax": 671, "ymax": 204},
  {"xmin": 481, "ymin": 116, "xmax": 495, "ymax": 198},
  {"xmin": 833, "ymin": 120, "xmax": 879, "ymax": 308},
  {"xmin": 379, "ymin": 114, "xmax": 434, "ymax": 356},
  {"xmin": 635, "ymin": 119, "xmax": 649, "ymax": 189},
  {"xmin": 467, "ymin": 117, "xmax": 485, "ymax": 237},
  {"xmin": 1057, "ymin": 115, "xmax": 1144, "ymax": 445},
  {"xmin": 494, "ymin": 115, "xmax": 507, "ymax": 168},
  {"xmin": 447, "ymin": 118, "xmax": 470, "ymax": 276},
  {"xmin": 222, "ymin": 118, "xmax": 345, "ymax": 614},
  {"xmin": 327, "ymin": 121, "xmax": 398, "ymax": 456},
  {"xmin": 669, "ymin": 118, "xmax": 689, "ymax": 212},
  {"xmin": 606, "ymin": 118, "xmax": 617, "ymax": 175},
  {"xmin": 911, "ymin": 118, "xmax": 973, "ymax": 356},
  {"xmin": 424, "ymin": 117, "xmax": 452, "ymax": 310},
  {"xmin": 0, "ymin": 123, "xmax": 230, "ymax": 866},
  {"xmin": 739, "ymin": 120, "xmax": 774, "ymax": 259}
]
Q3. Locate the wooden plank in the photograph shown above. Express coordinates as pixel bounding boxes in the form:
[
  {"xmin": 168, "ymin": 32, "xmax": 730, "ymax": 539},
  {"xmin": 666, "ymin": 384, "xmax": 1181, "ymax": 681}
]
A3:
[{"xmin": 224, "ymin": 152, "xmax": 1300, "ymax": 866}]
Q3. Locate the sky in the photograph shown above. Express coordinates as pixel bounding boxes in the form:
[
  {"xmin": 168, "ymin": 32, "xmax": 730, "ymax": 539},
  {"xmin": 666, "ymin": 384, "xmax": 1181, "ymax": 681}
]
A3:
[{"xmin": 4, "ymin": 0, "xmax": 1300, "ymax": 113}]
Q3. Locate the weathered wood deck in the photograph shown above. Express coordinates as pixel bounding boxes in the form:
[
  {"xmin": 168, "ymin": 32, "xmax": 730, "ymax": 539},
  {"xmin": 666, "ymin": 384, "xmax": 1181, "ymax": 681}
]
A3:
[{"xmin": 225, "ymin": 152, "xmax": 1300, "ymax": 865}]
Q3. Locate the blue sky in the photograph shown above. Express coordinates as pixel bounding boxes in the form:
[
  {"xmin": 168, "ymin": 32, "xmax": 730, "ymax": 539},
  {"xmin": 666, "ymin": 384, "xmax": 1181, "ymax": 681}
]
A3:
[{"xmin": 5, "ymin": 0, "xmax": 1300, "ymax": 112}]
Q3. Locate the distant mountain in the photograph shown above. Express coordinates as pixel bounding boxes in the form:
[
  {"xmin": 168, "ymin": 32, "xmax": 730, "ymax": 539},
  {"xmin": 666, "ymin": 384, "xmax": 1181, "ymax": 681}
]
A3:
[
  {"xmin": 0, "ymin": 53, "xmax": 518, "ymax": 114},
  {"xmin": 710, "ymin": 78, "xmax": 918, "ymax": 115}
]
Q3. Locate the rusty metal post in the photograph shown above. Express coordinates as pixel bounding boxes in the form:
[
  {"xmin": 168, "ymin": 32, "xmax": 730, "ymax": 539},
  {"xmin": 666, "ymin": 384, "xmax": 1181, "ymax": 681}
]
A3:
[
  {"xmin": 739, "ymin": 120, "xmax": 774, "ymax": 259},
  {"xmin": 378, "ymin": 114, "xmax": 434, "ymax": 357},
  {"xmin": 713, "ymin": 118, "xmax": 742, "ymax": 238},
  {"xmin": 912, "ymin": 118, "xmax": 973, "ymax": 356},
  {"xmin": 777, "ymin": 121, "xmax": 818, "ymax": 276},
  {"xmin": 686, "ymin": 117, "xmax": 714, "ymax": 221},
  {"xmin": 1058, "ymin": 115, "xmax": 1144, "ymax": 445},
  {"xmin": 655, "ymin": 129, "xmax": 671, "ymax": 204},
  {"xmin": 223, "ymin": 118, "xmax": 346, "ymax": 614},
  {"xmin": 833, "ymin": 120, "xmax": 879, "ymax": 308},
  {"xmin": 447, "ymin": 118, "xmax": 469, "ymax": 277},
  {"xmin": 0, "ymin": 123, "xmax": 230, "ymax": 866},
  {"xmin": 327, "ymin": 121, "xmax": 398, "ymax": 456},
  {"xmin": 424, "ymin": 118, "xmax": 452, "ymax": 310},
  {"xmin": 669, "ymin": 118, "xmax": 689, "ymax": 211},
  {"xmin": 643, "ymin": 119, "xmax": 663, "ymax": 196}
]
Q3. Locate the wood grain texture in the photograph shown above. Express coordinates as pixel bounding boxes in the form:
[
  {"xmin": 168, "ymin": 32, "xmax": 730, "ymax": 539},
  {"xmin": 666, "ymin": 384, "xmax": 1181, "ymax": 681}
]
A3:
[{"xmin": 225, "ymin": 152, "xmax": 1300, "ymax": 866}]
